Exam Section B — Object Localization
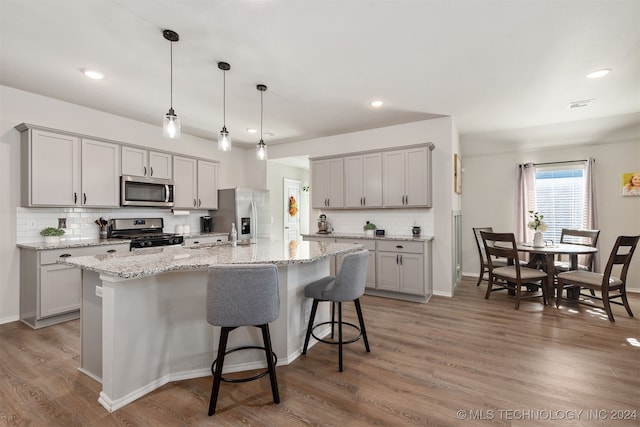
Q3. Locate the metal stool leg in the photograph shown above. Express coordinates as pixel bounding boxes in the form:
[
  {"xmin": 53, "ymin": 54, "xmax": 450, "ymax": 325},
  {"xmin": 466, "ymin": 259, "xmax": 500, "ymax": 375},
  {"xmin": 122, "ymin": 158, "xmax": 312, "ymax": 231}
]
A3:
[
  {"xmin": 208, "ymin": 327, "xmax": 230, "ymax": 415},
  {"xmin": 354, "ymin": 298, "xmax": 370, "ymax": 352},
  {"xmin": 337, "ymin": 302, "xmax": 343, "ymax": 372},
  {"xmin": 302, "ymin": 299, "xmax": 319, "ymax": 355},
  {"xmin": 260, "ymin": 324, "xmax": 280, "ymax": 404}
]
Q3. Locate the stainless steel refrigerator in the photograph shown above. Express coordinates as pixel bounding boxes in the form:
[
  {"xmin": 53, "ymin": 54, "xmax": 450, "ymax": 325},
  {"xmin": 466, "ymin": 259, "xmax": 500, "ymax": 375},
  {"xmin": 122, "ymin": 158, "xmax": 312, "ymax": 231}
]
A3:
[{"xmin": 212, "ymin": 188, "xmax": 271, "ymax": 242}]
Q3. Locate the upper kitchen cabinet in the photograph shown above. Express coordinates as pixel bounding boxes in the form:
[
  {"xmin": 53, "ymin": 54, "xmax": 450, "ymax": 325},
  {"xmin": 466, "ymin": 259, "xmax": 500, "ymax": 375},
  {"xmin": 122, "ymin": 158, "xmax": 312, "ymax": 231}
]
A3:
[
  {"xmin": 311, "ymin": 158, "xmax": 344, "ymax": 209},
  {"xmin": 121, "ymin": 146, "xmax": 172, "ymax": 179},
  {"xmin": 383, "ymin": 144, "xmax": 434, "ymax": 208},
  {"xmin": 173, "ymin": 156, "xmax": 218, "ymax": 209},
  {"xmin": 344, "ymin": 153, "xmax": 382, "ymax": 208},
  {"xmin": 19, "ymin": 125, "xmax": 119, "ymax": 207},
  {"xmin": 81, "ymin": 138, "xmax": 120, "ymax": 207}
]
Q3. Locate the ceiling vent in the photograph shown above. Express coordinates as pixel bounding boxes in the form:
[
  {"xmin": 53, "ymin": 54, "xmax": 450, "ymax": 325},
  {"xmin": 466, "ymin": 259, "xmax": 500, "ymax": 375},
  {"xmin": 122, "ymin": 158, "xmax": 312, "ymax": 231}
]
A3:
[{"xmin": 569, "ymin": 99, "xmax": 595, "ymax": 109}]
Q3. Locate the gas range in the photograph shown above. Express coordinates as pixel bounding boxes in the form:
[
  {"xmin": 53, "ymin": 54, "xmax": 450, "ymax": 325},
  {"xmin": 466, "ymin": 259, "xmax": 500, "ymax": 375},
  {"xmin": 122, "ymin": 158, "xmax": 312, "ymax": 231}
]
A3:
[{"xmin": 109, "ymin": 218, "xmax": 184, "ymax": 249}]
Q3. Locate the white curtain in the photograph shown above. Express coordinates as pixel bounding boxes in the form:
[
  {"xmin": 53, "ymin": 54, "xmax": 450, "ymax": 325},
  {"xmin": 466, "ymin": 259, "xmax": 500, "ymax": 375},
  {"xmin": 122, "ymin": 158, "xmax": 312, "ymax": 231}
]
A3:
[
  {"xmin": 584, "ymin": 157, "xmax": 599, "ymax": 270},
  {"xmin": 514, "ymin": 162, "xmax": 536, "ymax": 244}
]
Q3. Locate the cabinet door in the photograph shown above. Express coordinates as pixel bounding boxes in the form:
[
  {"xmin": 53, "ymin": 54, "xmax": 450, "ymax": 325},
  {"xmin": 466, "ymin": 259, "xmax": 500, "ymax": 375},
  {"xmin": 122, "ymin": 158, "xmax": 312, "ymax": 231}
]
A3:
[
  {"xmin": 344, "ymin": 155, "xmax": 364, "ymax": 207},
  {"xmin": 327, "ymin": 158, "xmax": 344, "ymax": 208},
  {"xmin": 362, "ymin": 152, "xmax": 382, "ymax": 207},
  {"xmin": 399, "ymin": 253, "xmax": 424, "ymax": 295},
  {"xmin": 311, "ymin": 160, "xmax": 329, "ymax": 208},
  {"xmin": 197, "ymin": 160, "xmax": 218, "ymax": 209},
  {"xmin": 149, "ymin": 151, "xmax": 172, "ymax": 179},
  {"xmin": 173, "ymin": 156, "xmax": 198, "ymax": 208},
  {"xmin": 375, "ymin": 251, "xmax": 401, "ymax": 292},
  {"xmin": 382, "ymin": 150, "xmax": 405, "ymax": 207},
  {"xmin": 404, "ymin": 146, "xmax": 431, "ymax": 207},
  {"xmin": 30, "ymin": 129, "xmax": 80, "ymax": 206},
  {"xmin": 121, "ymin": 146, "xmax": 148, "ymax": 177},
  {"xmin": 40, "ymin": 264, "xmax": 81, "ymax": 318},
  {"xmin": 81, "ymin": 139, "xmax": 120, "ymax": 207}
]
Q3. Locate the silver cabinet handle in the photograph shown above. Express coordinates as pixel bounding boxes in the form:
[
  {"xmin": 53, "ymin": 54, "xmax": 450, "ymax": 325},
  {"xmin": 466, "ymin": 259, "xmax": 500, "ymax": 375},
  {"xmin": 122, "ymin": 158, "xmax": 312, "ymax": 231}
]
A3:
[
  {"xmin": 198, "ymin": 199, "xmax": 201, "ymax": 207},
  {"xmin": 193, "ymin": 199, "xmax": 197, "ymax": 207},
  {"xmin": 107, "ymin": 249, "xmax": 116, "ymax": 253},
  {"xmin": 83, "ymin": 193, "xmax": 87, "ymax": 204},
  {"xmin": 143, "ymin": 166, "xmax": 147, "ymax": 176},
  {"xmin": 150, "ymin": 167, "xmax": 154, "ymax": 176},
  {"xmin": 59, "ymin": 253, "xmax": 72, "ymax": 258}
]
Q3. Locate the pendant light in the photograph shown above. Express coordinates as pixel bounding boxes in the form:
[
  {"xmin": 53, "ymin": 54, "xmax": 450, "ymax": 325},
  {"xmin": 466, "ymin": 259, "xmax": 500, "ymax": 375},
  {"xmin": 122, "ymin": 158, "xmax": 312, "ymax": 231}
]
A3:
[
  {"xmin": 162, "ymin": 29, "xmax": 180, "ymax": 139},
  {"xmin": 217, "ymin": 62, "xmax": 232, "ymax": 151},
  {"xmin": 256, "ymin": 84, "xmax": 268, "ymax": 160}
]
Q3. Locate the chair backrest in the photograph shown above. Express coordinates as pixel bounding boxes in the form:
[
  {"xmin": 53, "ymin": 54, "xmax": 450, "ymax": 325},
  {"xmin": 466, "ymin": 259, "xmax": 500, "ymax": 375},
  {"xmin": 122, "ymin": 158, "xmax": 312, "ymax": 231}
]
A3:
[
  {"xmin": 560, "ymin": 228, "xmax": 600, "ymax": 270},
  {"xmin": 207, "ymin": 264, "xmax": 279, "ymax": 327},
  {"xmin": 473, "ymin": 227, "xmax": 493, "ymax": 264},
  {"xmin": 601, "ymin": 235, "xmax": 640, "ymax": 286},
  {"xmin": 328, "ymin": 250, "xmax": 369, "ymax": 302},
  {"xmin": 480, "ymin": 231, "xmax": 524, "ymax": 275}
]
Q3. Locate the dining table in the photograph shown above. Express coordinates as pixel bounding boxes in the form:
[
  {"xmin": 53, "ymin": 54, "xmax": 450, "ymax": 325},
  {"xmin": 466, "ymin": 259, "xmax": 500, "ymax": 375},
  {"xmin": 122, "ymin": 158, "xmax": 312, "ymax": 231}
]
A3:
[{"xmin": 516, "ymin": 242, "xmax": 598, "ymax": 297}]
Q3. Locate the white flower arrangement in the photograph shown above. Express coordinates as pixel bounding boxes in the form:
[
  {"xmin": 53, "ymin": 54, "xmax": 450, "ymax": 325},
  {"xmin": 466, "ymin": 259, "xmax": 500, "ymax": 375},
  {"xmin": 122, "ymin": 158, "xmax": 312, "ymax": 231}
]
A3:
[{"xmin": 527, "ymin": 210, "xmax": 547, "ymax": 232}]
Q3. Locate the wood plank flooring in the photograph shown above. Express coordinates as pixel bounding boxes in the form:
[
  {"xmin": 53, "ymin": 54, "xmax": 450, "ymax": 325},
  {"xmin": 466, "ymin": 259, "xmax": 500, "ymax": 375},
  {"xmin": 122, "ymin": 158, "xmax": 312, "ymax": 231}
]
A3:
[{"xmin": 1, "ymin": 277, "xmax": 639, "ymax": 426}]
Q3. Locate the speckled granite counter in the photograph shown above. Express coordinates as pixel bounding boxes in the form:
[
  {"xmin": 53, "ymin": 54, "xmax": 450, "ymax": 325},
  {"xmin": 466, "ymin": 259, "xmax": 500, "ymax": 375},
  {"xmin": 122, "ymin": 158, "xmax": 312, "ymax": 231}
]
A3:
[
  {"xmin": 17, "ymin": 238, "xmax": 130, "ymax": 251},
  {"xmin": 60, "ymin": 239, "xmax": 359, "ymax": 279},
  {"xmin": 301, "ymin": 232, "xmax": 434, "ymax": 241},
  {"xmin": 72, "ymin": 239, "xmax": 362, "ymax": 412}
]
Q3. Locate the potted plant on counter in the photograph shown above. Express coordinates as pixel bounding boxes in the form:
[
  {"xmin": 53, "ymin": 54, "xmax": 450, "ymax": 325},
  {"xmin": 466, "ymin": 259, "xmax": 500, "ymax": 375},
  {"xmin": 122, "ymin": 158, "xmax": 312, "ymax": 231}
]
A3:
[
  {"xmin": 363, "ymin": 221, "xmax": 377, "ymax": 237},
  {"xmin": 40, "ymin": 227, "xmax": 65, "ymax": 244}
]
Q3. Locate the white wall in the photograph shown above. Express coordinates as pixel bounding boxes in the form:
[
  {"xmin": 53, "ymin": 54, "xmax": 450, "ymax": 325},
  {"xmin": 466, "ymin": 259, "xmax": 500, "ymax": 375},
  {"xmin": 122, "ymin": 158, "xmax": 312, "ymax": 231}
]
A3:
[
  {"xmin": 0, "ymin": 85, "xmax": 251, "ymax": 323},
  {"xmin": 460, "ymin": 117, "xmax": 640, "ymax": 291},
  {"xmin": 269, "ymin": 117, "xmax": 456, "ymax": 297}
]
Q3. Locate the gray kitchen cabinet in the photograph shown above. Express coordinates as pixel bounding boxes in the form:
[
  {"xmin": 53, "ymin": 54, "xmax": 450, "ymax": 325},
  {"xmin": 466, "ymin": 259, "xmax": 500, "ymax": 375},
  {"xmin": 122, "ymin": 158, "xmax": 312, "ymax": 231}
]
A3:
[
  {"xmin": 375, "ymin": 240, "xmax": 426, "ymax": 296},
  {"xmin": 382, "ymin": 145, "xmax": 433, "ymax": 208},
  {"xmin": 344, "ymin": 153, "xmax": 383, "ymax": 208},
  {"xmin": 183, "ymin": 235, "xmax": 228, "ymax": 246},
  {"xmin": 20, "ymin": 243, "xmax": 130, "ymax": 329},
  {"xmin": 19, "ymin": 125, "xmax": 119, "ymax": 207},
  {"xmin": 173, "ymin": 156, "xmax": 218, "ymax": 209},
  {"xmin": 121, "ymin": 146, "xmax": 172, "ymax": 179},
  {"xmin": 81, "ymin": 138, "xmax": 120, "ymax": 207},
  {"xmin": 311, "ymin": 158, "xmax": 344, "ymax": 209},
  {"xmin": 20, "ymin": 126, "xmax": 80, "ymax": 206}
]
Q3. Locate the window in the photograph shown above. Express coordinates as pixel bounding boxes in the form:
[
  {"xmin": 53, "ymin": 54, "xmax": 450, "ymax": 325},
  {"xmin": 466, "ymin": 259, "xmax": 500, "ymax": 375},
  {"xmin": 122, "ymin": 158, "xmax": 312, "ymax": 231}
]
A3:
[{"xmin": 534, "ymin": 163, "xmax": 586, "ymax": 243}]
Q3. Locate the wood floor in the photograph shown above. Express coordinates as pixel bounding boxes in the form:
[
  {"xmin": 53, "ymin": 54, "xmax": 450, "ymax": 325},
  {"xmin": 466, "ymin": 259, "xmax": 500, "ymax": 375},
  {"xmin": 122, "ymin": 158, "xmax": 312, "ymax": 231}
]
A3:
[{"xmin": 1, "ymin": 277, "xmax": 639, "ymax": 426}]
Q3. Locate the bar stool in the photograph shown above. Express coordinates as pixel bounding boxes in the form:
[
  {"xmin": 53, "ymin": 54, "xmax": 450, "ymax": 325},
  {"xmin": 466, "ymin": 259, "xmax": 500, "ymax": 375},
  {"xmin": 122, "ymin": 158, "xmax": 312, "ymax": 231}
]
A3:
[
  {"xmin": 302, "ymin": 250, "xmax": 370, "ymax": 372},
  {"xmin": 206, "ymin": 264, "xmax": 280, "ymax": 415}
]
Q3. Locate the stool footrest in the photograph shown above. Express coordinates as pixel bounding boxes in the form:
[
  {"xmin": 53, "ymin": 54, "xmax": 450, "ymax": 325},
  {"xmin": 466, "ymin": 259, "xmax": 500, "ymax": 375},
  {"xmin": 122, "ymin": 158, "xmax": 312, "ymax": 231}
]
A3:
[
  {"xmin": 311, "ymin": 321, "xmax": 362, "ymax": 345},
  {"xmin": 211, "ymin": 345, "xmax": 278, "ymax": 383}
]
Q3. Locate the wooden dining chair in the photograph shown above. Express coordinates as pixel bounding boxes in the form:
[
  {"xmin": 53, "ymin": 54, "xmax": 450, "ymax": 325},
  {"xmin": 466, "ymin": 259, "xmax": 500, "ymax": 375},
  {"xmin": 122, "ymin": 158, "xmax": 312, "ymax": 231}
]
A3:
[
  {"xmin": 480, "ymin": 231, "xmax": 548, "ymax": 309},
  {"xmin": 556, "ymin": 235, "xmax": 639, "ymax": 322},
  {"xmin": 554, "ymin": 228, "xmax": 600, "ymax": 273}
]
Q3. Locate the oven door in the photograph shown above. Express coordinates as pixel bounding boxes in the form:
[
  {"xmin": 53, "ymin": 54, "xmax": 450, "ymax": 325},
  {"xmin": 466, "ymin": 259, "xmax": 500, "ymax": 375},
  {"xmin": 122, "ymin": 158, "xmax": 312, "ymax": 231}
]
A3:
[{"xmin": 121, "ymin": 175, "xmax": 174, "ymax": 207}]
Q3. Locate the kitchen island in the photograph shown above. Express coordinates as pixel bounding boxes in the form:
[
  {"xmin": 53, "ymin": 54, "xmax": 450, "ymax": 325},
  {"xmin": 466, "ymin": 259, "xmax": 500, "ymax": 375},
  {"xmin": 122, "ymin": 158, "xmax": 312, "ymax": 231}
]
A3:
[{"xmin": 60, "ymin": 239, "xmax": 362, "ymax": 412}]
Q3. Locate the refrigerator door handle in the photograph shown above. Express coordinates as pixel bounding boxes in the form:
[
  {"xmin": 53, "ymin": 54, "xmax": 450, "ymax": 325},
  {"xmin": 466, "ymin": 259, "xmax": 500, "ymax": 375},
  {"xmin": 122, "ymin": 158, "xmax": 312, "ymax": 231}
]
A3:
[{"xmin": 251, "ymin": 200, "xmax": 257, "ymax": 243}]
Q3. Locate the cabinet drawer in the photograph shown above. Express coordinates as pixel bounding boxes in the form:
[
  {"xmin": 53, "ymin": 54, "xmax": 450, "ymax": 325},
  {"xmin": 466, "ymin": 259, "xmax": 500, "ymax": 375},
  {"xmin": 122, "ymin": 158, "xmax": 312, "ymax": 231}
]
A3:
[
  {"xmin": 334, "ymin": 238, "xmax": 375, "ymax": 251},
  {"xmin": 184, "ymin": 236, "xmax": 228, "ymax": 245},
  {"xmin": 376, "ymin": 240, "xmax": 424, "ymax": 254},
  {"xmin": 40, "ymin": 244, "xmax": 130, "ymax": 265}
]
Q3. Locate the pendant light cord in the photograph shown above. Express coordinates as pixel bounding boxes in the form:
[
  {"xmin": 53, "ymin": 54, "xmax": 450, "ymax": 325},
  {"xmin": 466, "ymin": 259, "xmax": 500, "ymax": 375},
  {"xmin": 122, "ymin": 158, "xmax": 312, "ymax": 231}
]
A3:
[
  {"xmin": 223, "ymin": 70, "xmax": 226, "ymax": 126},
  {"xmin": 260, "ymin": 89, "xmax": 264, "ymax": 140},
  {"xmin": 169, "ymin": 41, "xmax": 173, "ymax": 109}
]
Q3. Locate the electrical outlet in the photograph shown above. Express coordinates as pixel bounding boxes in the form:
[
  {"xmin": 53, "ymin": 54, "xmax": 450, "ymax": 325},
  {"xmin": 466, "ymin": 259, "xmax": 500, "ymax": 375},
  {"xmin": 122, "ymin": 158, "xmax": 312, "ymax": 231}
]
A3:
[{"xmin": 28, "ymin": 219, "xmax": 37, "ymax": 229}]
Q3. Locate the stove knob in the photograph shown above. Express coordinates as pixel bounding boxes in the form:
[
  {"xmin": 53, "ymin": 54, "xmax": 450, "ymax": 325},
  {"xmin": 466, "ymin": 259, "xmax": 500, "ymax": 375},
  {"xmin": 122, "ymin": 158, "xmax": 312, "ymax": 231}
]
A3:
[{"xmin": 145, "ymin": 241, "xmax": 152, "ymax": 247}]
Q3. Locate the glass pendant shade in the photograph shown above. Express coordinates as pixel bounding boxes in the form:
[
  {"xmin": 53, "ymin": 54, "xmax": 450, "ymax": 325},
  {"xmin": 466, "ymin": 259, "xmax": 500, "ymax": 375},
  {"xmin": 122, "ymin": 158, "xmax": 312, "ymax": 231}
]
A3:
[
  {"xmin": 163, "ymin": 108, "xmax": 180, "ymax": 138},
  {"xmin": 218, "ymin": 126, "xmax": 231, "ymax": 151},
  {"xmin": 256, "ymin": 139, "xmax": 267, "ymax": 160}
]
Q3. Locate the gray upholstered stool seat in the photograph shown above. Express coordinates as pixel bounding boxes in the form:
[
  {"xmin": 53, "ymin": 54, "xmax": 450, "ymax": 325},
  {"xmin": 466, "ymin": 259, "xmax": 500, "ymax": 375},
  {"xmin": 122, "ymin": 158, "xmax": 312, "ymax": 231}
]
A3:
[
  {"xmin": 206, "ymin": 264, "xmax": 280, "ymax": 415},
  {"xmin": 302, "ymin": 250, "xmax": 370, "ymax": 372}
]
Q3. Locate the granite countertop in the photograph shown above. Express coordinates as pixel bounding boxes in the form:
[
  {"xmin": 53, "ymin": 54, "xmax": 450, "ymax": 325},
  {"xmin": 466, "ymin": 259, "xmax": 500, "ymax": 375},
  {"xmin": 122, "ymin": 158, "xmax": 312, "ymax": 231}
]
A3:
[
  {"xmin": 301, "ymin": 232, "xmax": 433, "ymax": 242},
  {"xmin": 58, "ymin": 239, "xmax": 363, "ymax": 280},
  {"xmin": 17, "ymin": 238, "xmax": 131, "ymax": 251}
]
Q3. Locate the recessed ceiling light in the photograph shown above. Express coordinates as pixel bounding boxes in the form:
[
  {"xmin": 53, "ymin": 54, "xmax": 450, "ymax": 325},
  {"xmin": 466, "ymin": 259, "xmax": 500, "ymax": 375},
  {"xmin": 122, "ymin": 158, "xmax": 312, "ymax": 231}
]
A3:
[
  {"xmin": 264, "ymin": 132, "xmax": 275, "ymax": 137},
  {"xmin": 246, "ymin": 128, "xmax": 258, "ymax": 134},
  {"xmin": 83, "ymin": 69, "xmax": 106, "ymax": 80},
  {"xmin": 586, "ymin": 68, "xmax": 611, "ymax": 79},
  {"xmin": 569, "ymin": 99, "xmax": 595, "ymax": 109},
  {"xmin": 370, "ymin": 100, "xmax": 383, "ymax": 108}
]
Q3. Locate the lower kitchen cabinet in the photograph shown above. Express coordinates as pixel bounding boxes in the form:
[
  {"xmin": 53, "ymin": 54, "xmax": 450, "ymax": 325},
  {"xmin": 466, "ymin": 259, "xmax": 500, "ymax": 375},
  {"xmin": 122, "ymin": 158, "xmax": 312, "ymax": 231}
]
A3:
[
  {"xmin": 20, "ymin": 243, "xmax": 130, "ymax": 329},
  {"xmin": 183, "ymin": 235, "xmax": 228, "ymax": 246},
  {"xmin": 335, "ymin": 238, "xmax": 376, "ymax": 290}
]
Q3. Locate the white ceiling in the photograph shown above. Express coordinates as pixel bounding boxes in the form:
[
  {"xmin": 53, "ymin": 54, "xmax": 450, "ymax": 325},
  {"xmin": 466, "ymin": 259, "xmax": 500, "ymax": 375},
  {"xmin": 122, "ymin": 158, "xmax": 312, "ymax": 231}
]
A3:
[{"xmin": 1, "ymin": 0, "xmax": 638, "ymax": 149}]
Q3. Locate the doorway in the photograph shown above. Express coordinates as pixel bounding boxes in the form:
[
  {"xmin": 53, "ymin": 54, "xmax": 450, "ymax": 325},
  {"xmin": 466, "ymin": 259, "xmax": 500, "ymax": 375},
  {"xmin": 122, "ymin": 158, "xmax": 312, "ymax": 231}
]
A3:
[{"xmin": 283, "ymin": 178, "xmax": 301, "ymax": 242}]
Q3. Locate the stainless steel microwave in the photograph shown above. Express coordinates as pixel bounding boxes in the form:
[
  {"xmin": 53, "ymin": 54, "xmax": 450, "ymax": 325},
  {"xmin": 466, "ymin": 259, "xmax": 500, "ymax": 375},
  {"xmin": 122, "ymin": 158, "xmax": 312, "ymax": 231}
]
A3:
[{"xmin": 121, "ymin": 175, "xmax": 174, "ymax": 207}]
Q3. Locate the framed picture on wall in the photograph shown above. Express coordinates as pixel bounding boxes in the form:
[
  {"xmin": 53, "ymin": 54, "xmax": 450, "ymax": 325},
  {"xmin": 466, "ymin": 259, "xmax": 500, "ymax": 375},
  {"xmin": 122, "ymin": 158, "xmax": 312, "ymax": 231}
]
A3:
[
  {"xmin": 622, "ymin": 172, "xmax": 640, "ymax": 196},
  {"xmin": 454, "ymin": 153, "xmax": 462, "ymax": 194}
]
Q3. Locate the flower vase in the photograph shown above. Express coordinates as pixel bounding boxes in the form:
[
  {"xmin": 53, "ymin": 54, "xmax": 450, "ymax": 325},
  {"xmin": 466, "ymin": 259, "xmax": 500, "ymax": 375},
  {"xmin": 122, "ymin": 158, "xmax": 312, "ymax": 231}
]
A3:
[
  {"xmin": 44, "ymin": 236, "xmax": 61, "ymax": 244},
  {"xmin": 533, "ymin": 231, "xmax": 544, "ymax": 247},
  {"xmin": 365, "ymin": 229, "xmax": 374, "ymax": 237}
]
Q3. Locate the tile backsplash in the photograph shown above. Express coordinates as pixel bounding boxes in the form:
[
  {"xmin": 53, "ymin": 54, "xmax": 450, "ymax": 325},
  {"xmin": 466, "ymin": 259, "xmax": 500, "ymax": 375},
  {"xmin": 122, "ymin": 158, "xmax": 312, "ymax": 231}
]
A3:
[
  {"xmin": 316, "ymin": 208, "xmax": 434, "ymax": 236},
  {"xmin": 16, "ymin": 207, "xmax": 210, "ymax": 243}
]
